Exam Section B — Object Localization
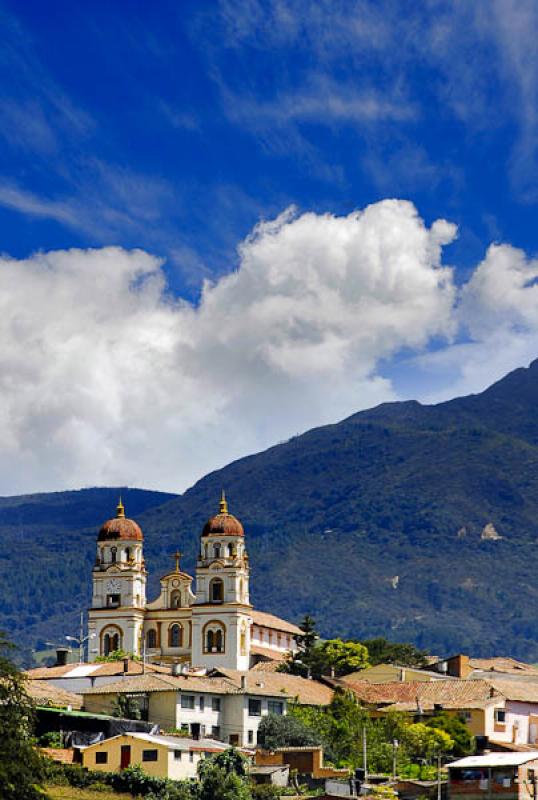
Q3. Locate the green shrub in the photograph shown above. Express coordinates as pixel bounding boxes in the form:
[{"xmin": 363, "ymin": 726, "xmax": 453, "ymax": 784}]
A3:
[{"xmin": 38, "ymin": 731, "xmax": 64, "ymax": 748}]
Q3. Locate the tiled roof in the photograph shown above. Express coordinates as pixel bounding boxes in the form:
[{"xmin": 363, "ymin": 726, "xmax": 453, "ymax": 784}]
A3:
[
  {"xmin": 251, "ymin": 660, "xmax": 285, "ymax": 673},
  {"xmin": 82, "ymin": 673, "xmax": 236, "ymax": 696},
  {"xmin": 215, "ymin": 668, "xmax": 334, "ymax": 705},
  {"xmin": 485, "ymin": 680, "xmax": 538, "ymax": 703},
  {"xmin": 469, "ymin": 658, "xmax": 538, "ymax": 675},
  {"xmin": 251, "ymin": 645, "xmax": 287, "ymax": 661},
  {"xmin": 27, "ymin": 680, "xmax": 84, "ymax": 709},
  {"xmin": 82, "ymin": 668, "xmax": 332, "ymax": 706},
  {"xmin": 336, "ymin": 678, "xmax": 501, "ymax": 710},
  {"xmin": 251, "ymin": 610, "xmax": 302, "ymax": 635},
  {"xmin": 26, "ymin": 660, "xmax": 170, "ymax": 680}
]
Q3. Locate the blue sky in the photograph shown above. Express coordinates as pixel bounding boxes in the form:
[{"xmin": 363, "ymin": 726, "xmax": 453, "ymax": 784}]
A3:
[{"xmin": 1, "ymin": 0, "xmax": 538, "ymax": 493}]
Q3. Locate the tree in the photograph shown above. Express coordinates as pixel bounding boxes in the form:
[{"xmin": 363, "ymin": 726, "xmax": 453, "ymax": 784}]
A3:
[
  {"xmin": 197, "ymin": 750, "xmax": 251, "ymax": 800},
  {"xmin": 95, "ymin": 649, "xmax": 132, "ymax": 663},
  {"xmin": 403, "ymin": 722, "xmax": 454, "ymax": 764},
  {"xmin": 359, "ymin": 638, "xmax": 429, "ymax": 668},
  {"xmin": 281, "ymin": 614, "xmax": 319, "ymax": 677},
  {"xmin": 426, "ymin": 712, "xmax": 472, "ymax": 757},
  {"xmin": 0, "ymin": 632, "xmax": 46, "ymax": 800},
  {"xmin": 316, "ymin": 639, "xmax": 369, "ymax": 676},
  {"xmin": 257, "ymin": 713, "xmax": 322, "ymax": 750}
]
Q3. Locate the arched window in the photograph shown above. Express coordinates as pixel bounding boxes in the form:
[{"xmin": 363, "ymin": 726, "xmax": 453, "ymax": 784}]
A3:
[
  {"xmin": 102, "ymin": 628, "xmax": 122, "ymax": 656},
  {"xmin": 146, "ymin": 629, "xmax": 157, "ymax": 649},
  {"xmin": 213, "ymin": 544, "xmax": 221, "ymax": 559},
  {"xmin": 169, "ymin": 623, "xmax": 182, "ymax": 648},
  {"xmin": 125, "ymin": 547, "xmax": 131, "ymax": 562},
  {"xmin": 203, "ymin": 622, "xmax": 226, "ymax": 654},
  {"xmin": 170, "ymin": 590, "xmax": 181, "ymax": 609},
  {"xmin": 209, "ymin": 578, "xmax": 224, "ymax": 603},
  {"xmin": 111, "ymin": 546, "xmax": 117, "ymax": 564},
  {"xmin": 227, "ymin": 543, "xmax": 234, "ymax": 557}
]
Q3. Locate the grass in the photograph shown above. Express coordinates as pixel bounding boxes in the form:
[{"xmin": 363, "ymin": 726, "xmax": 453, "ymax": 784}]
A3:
[{"xmin": 46, "ymin": 785, "xmax": 134, "ymax": 800}]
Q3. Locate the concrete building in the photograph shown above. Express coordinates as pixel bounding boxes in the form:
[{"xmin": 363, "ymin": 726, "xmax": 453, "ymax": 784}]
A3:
[
  {"xmin": 87, "ymin": 494, "xmax": 301, "ymax": 670},
  {"xmin": 448, "ymin": 752, "xmax": 538, "ymax": 800},
  {"xmin": 82, "ymin": 669, "xmax": 333, "ymax": 748},
  {"xmin": 81, "ymin": 731, "xmax": 245, "ymax": 780}
]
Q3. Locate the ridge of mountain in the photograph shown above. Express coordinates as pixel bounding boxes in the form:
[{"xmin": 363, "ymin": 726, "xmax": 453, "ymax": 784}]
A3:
[{"xmin": 3, "ymin": 359, "xmax": 538, "ymax": 662}]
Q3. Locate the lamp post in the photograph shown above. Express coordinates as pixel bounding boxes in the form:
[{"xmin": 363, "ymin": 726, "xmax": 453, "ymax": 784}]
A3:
[{"xmin": 66, "ymin": 612, "xmax": 96, "ymax": 663}]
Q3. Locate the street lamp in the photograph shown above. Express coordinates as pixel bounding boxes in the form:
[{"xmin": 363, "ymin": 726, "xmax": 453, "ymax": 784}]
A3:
[{"xmin": 66, "ymin": 612, "xmax": 96, "ymax": 663}]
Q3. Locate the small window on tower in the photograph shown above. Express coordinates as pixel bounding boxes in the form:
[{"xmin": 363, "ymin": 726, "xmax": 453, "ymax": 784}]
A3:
[
  {"xmin": 106, "ymin": 594, "xmax": 121, "ymax": 607},
  {"xmin": 111, "ymin": 547, "xmax": 117, "ymax": 564}
]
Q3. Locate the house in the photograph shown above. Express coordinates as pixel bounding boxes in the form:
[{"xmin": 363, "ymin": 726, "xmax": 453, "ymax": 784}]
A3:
[
  {"xmin": 26, "ymin": 658, "xmax": 171, "ymax": 693},
  {"xmin": 343, "ymin": 664, "xmax": 454, "ymax": 684},
  {"xmin": 81, "ymin": 731, "xmax": 245, "ymax": 780},
  {"xmin": 335, "ymin": 678, "xmax": 538, "ymax": 746},
  {"xmin": 429, "ymin": 655, "xmax": 538, "ymax": 680},
  {"xmin": 82, "ymin": 668, "xmax": 333, "ymax": 748},
  {"xmin": 448, "ymin": 751, "xmax": 538, "ymax": 800},
  {"xmin": 255, "ymin": 746, "xmax": 348, "ymax": 780}
]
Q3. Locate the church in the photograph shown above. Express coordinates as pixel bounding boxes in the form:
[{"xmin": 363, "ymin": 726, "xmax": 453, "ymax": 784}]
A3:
[{"xmin": 87, "ymin": 493, "xmax": 301, "ymax": 670}]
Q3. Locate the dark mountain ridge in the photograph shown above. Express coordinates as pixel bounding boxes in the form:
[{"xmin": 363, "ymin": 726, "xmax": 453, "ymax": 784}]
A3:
[{"xmin": 3, "ymin": 360, "xmax": 538, "ymax": 661}]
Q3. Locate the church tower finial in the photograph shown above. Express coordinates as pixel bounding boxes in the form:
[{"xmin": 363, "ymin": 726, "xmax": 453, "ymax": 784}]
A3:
[
  {"xmin": 116, "ymin": 497, "xmax": 125, "ymax": 518},
  {"xmin": 220, "ymin": 489, "xmax": 228, "ymax": 515}
]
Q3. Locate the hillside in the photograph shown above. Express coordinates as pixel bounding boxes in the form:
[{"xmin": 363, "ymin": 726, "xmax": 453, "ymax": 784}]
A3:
[{"xmin": 4, "ymin": 360, "xmax": 538, "ymax": 662}]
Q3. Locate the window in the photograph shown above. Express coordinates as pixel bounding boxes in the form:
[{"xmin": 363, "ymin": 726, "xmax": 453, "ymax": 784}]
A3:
[
  {"xmin": 189, "ymin": 752, "xmax": 195, "ymax": 763},
  {"xmin": 248, "ymin": 730, "xmax": 254, "ymax": 744},
  {"xmin": 106, "ymin": 594, "xmax": 121, "ymax": 607},
  {"xmin": 210, "ymin": 578, "xmax": 224, "ymax": 603},
  {"xmin": 111, "ymin": 547, "xmax": 117, "ymax": 563},
  {"xmin": 212, "ymin": 725, "xmax": 221, "ymax": 739},
  {"xmin": 495, "ymin": 709, "xmax": 506, "ymax": 723},
  {"xmin": 213, "ymin": 544, "xmax": 221, "ymax": 558},
  {"xmin": 146, "ymin": 629, "xmax": 157, "ymax": 649},
  {"xmin": 204, "ymin": 623, "xmax": 226, "ymax": 654},
  {"xmin": 268, "ymin": 701, "xmax": 284, "ymax": 715},
  {"xmin": 199, "ymin": 696, "xmax": 205, "ymax": 712},
  {"xmin": 461, "ymin": 711, "xmax": 472, "ymax": 722},
  {"xmin": 142, "ymin": 750, "xmax": 158, "ymax": 762},
  {"xmin": 181, "ymin": 694, "xmax": 195, "ymax": 710},
  {"xmin": 212, "ymin": 697, "xmax": 221, "ymax": 712},
  {"xmin": 248, "ymin": 699, "xmax": 262, "ymax": 717},
  {"xmin": 125, "ymin": 548, "xmax": 131, "ymax": 562},
  {"xmin": 95, "ymin": 751, "xmax": 108, "ymax": 764},
  {"xmin": 169, "ymin": 623, "xmax": 182, "ymax": 647},
  {"xmin": 174, "ymin": 750, "xmax": 182, "ymax": 761},
  {"xmin": 103, "ymin": 631, "xmax": 120, "ymax": 656},
  {"xmin": 170, "ymin": 590, "xmax": 181, "ymax": 609}
]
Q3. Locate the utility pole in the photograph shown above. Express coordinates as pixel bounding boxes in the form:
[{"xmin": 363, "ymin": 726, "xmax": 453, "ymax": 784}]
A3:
[
  {"xmin": 393, "ymin": 739, "xmax": 399, "ymax": 781},
  {"xmin": 363, "ymin": 727, "xmax": 368, "ymax": 783},
  {"xmin": 437, "ymin": 752, "xmax": 442, "ymax": 800}
]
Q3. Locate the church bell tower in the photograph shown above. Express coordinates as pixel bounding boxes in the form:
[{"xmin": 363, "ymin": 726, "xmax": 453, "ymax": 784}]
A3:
[
  {"xmin": 87, "ymin": 499, "xmax": 147, "ymax": 661},
  {"xmin": 191, "ymin": 492, "xmax": 252, "ymax": 670}
]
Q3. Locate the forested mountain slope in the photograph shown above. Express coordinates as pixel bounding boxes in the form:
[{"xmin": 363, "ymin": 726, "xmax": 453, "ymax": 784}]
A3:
[{"xmin": 4, "ymin": 360, "xmax": 538, "ymax": 661}]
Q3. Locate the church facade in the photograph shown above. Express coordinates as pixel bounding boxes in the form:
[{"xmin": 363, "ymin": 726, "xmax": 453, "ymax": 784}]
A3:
[{"xmin": 87, "ymin": 494, "xmax": 300, "ymax": 670}]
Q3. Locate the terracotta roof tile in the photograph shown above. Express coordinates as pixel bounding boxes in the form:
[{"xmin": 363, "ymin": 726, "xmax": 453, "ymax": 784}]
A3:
[
  {"xmin": 251, "ymin": 610, "xmax": 302, "ymax": 635},
  {"xmin": 214, "ymin": 668, "xmax": 333, "ymax": 705},
  {"xmin": 27, "ymin": 680, "xmax": 83, "ymax": 709},
  {"xmin": 336, "ymin": 679, "xmax": 501, "ymax": 710}
]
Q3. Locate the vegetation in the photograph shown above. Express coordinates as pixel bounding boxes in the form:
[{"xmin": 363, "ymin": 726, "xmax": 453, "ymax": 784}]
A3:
[
  {"xmin": 257, "ymin": 712, "xmax": 323, "ymax": 749},
  {"xmin": 95, "ymin": 650, "xmax": 133, "ymax": 664},
  {"xmin": 282, "ymin": 690, "xmax": 472, "ymax": 772},
  {"xmin": 6, "ymin": 362, "xmax": 538, "ymax": 658},
  {"xmin": 0, "ymin": 632, "xmax": 46, "ymax": 800},
  {"xmin": 358, "ymin": 637, "xmax": 429, "ymax": 668},
  {"xmin": 283, "ymin": 616, "xmax": 370, "ymax": 678}
]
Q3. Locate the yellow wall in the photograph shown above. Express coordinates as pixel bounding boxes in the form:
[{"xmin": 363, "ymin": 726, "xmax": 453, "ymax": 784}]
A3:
[
  {"xmin": 82, "ymin": 735, "xmax": 201, "ymax": 780},
  {"xmin": 358, "ymin": 665, "xmax": 435, "ymax": 683},
  {"xmin": 446, "ymin": 708, "xmax": 485, "ymax": 736}
]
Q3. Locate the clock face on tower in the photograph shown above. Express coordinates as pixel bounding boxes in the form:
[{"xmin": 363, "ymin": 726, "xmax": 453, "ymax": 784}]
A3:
[{"xmin": 106, "ymin": 579, "xmax": 121, "ymax": 593}]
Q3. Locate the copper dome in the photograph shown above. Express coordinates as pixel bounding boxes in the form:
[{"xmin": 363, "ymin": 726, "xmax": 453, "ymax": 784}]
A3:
[
  {"xmin": 97, "ymin": 500, "xmax": 143, "ymax": 542},
  {"xmin": 202, "ymin": 492, "xmax": 244, "ymax": 537}
]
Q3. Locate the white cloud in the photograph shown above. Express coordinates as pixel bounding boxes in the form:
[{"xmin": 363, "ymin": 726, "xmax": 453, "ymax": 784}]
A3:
[{"xmin": 0, "ymin": 199, "xmax": 459, "ymax": 494}]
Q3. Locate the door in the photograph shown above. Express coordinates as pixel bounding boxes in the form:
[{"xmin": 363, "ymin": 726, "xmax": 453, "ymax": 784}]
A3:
[{"xmin": 120, "ymin": 745, "xmax": 131, "ymax": 770}]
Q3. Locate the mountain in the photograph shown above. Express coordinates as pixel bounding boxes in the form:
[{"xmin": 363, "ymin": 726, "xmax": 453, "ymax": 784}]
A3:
[{"xmin": 4, "ymin": 360, "xmax": 538, "ymax": 662}]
